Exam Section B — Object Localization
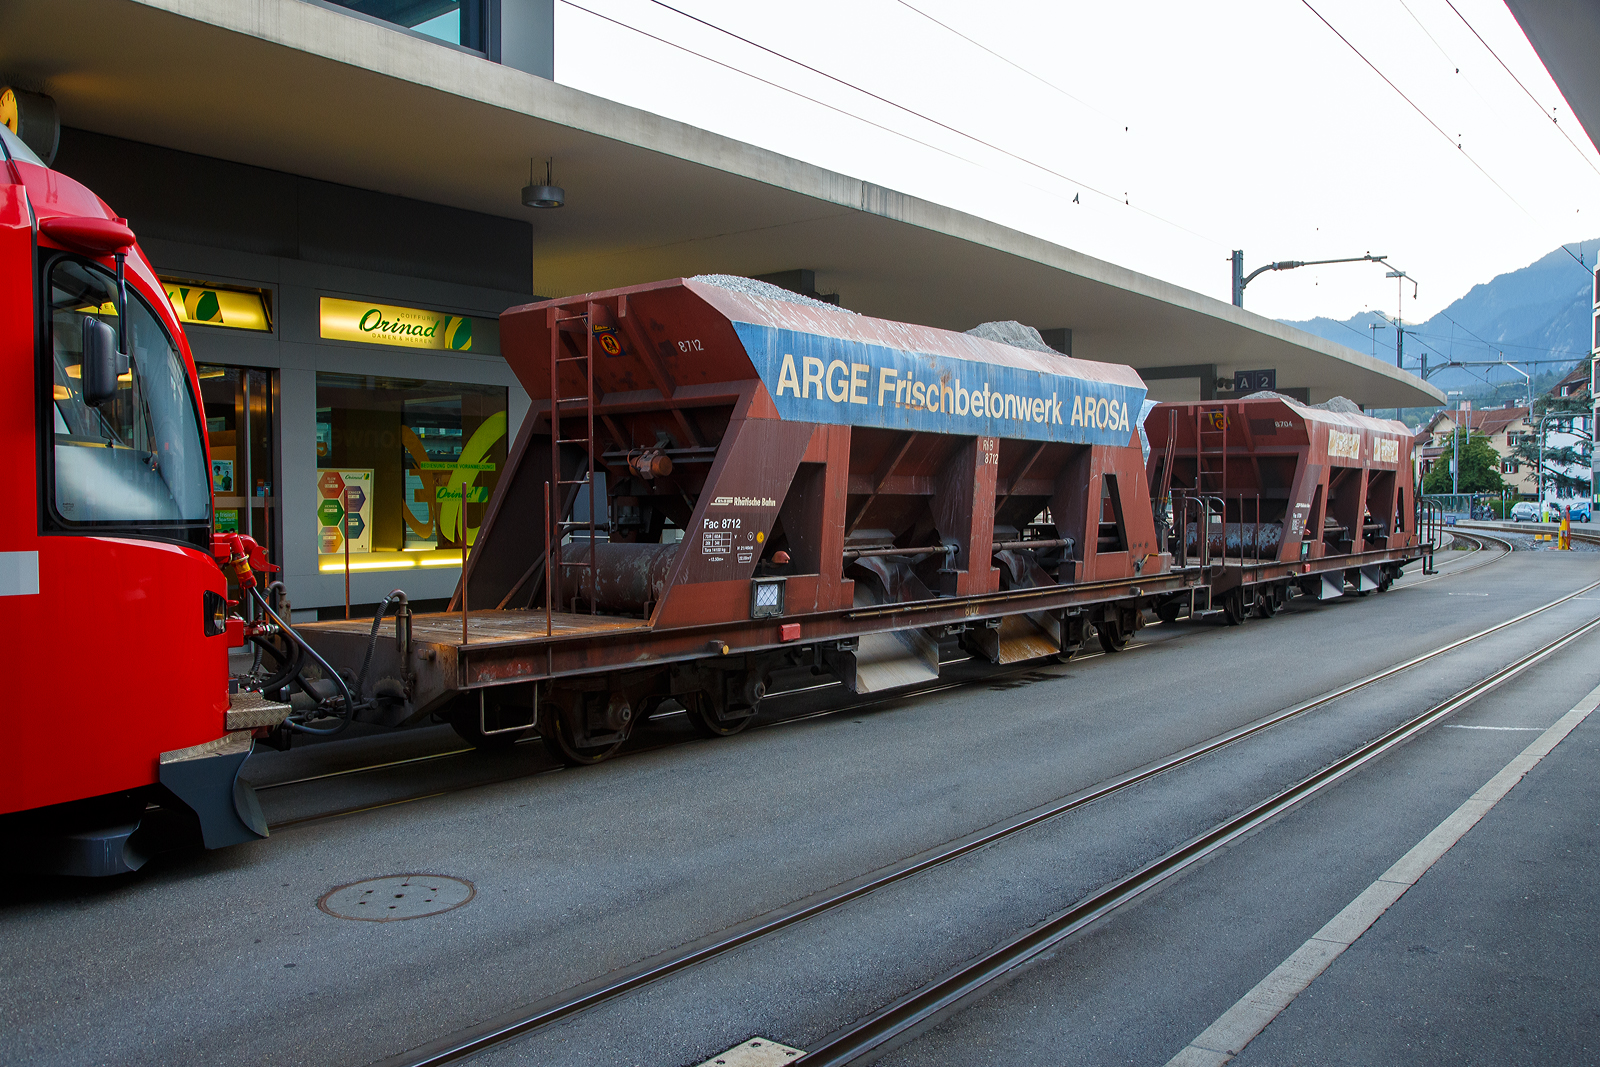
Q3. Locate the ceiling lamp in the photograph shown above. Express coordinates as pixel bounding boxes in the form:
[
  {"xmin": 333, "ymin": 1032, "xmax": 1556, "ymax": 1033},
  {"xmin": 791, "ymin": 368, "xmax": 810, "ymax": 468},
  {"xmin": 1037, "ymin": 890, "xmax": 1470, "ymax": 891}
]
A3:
[{"xmin": 522, "ymin": 158, "xmax": 564, "ymax": 209}]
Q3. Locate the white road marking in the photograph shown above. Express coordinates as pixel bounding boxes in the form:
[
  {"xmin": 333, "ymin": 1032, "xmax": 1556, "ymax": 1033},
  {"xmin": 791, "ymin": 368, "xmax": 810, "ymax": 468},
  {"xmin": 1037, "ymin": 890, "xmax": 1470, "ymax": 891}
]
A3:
[
  {"xmin": 1442, "ymin": 725, "xmax": 1543, "ymax": 731},
  {"xmin": 1445, "ymin": 592, "xmax": 1489, "ymax": 596},
  {"xmin": 1164, "ymin": 681, "xmax": 1600, "ymax": 1067}
]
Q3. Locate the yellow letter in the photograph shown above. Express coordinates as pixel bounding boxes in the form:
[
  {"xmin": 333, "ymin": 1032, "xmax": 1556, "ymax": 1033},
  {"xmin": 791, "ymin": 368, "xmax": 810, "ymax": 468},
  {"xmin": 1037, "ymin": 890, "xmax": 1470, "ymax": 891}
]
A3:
[
  {"xmin": 826, "ymin": 360, "xmax": 850, "ymax": 402},
  {"xmin": 850, "ymin": 363, "xmax": 870, "ymax": 405},
  {"xmin": 877, "ymin": 366, "xmax": 899, "ymax": 406},
  {"xmin": 803, "ymin": 356, "xmax": 825, "ymax": 398},
  {"xmin": 776, "ymin": 353, "xmax": 801, "ymax": 397}
]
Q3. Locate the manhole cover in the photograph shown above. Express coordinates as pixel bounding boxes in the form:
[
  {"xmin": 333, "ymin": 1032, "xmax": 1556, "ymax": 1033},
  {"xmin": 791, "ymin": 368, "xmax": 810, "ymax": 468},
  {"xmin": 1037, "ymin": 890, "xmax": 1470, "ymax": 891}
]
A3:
[{"xmin": 318, "ymin": 874, "xmax": 475, "ymax": 921}]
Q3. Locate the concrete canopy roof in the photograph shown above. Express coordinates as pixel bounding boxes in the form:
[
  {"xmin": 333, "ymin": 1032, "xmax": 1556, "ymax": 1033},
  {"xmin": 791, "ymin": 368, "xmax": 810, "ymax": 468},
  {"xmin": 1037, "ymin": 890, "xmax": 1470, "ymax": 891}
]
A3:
[
  {"xmin": 1504, "ymin": 0, "xmax": 1600, "ymax": 154},
  {"xmin": 1, "ymin": 0, "xmax": 1443, "ymax": 407}
]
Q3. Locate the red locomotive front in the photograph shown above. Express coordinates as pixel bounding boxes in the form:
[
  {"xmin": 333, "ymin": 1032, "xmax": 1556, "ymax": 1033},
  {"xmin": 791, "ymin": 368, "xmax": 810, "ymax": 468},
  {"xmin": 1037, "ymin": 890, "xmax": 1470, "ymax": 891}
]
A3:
[{"xmin": 0, "ymin": 125, "xmax": 286, "ymax": 874}]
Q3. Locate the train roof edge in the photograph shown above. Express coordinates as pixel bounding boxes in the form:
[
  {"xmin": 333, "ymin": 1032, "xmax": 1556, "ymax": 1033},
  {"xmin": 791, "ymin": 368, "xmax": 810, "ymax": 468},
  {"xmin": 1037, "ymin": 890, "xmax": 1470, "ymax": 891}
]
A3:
[{"xmin": 502, "ymin": 276, "xmax": 1150, "ymax": 448}]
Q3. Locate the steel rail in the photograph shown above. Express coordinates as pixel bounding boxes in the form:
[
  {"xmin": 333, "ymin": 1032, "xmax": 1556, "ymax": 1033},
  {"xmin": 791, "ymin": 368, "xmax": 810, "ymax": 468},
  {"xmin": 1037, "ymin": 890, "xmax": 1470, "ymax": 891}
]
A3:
[
  {"xmin": 256, "ymin": 542, "xmax": 1494, "ymax": 798},
  {"xmin": 1403, "ymin": 529, "xmax": 1512, "ymax": 587},
  {"xmin": 376, "ymin": 572, "xmax": 1600, "ymax": 1067},
  {"xmin": 795, "ymin": 608, "xmax": 1600, "ymax": 1066},
  {"xmin": 259, "ymin": 652, "xmax": 1111, "ymax": 823},
  {"xmin": 1462, "ymin": 519, "xmax": 1600, "ymax": 547}
]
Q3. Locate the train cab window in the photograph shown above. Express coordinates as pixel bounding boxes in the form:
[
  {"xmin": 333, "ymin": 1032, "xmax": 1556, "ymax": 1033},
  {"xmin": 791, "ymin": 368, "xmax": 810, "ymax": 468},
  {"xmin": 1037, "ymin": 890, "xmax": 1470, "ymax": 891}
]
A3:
[{"xmin": 44, "ymin": 258, "xmax": 210, "ymax": 535}]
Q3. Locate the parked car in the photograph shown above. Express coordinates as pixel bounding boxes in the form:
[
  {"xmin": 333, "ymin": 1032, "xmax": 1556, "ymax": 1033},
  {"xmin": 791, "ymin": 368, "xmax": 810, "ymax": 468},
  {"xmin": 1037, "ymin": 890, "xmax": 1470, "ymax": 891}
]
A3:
[
  {"xmin": 1509, "ymin": 501, "xmax": 1541, "ymax": 522},
  {"xmin": 1566, "ymin": 501, "xmax": 1592, "ymax": 522}
]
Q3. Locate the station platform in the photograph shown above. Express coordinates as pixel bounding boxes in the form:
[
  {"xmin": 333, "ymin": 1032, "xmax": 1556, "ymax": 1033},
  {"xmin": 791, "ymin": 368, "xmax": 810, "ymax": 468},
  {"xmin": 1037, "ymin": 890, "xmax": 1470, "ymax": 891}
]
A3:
[{"xmin": 1222, "ymin": 682, "xmax": 1600, "ymax": 1066}]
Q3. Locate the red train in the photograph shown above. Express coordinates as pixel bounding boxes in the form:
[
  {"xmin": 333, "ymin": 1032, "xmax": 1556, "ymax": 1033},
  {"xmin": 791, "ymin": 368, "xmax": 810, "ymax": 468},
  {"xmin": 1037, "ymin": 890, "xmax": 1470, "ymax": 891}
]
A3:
[
  {"xmin": 0, "ymin": 124, "xmax": 295, "ymax": 875},
  {"xmin": 0, "ymin": 138, "xmax": 1426, "ymax": 873}
]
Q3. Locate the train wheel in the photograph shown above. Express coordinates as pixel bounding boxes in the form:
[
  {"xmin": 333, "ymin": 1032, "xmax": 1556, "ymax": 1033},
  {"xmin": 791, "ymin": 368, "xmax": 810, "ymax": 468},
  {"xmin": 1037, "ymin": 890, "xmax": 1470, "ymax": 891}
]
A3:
[
  {"xmin": 1097, "ymin": 619, "xmax": 1130, "ymax": 653},
  {"xmin": 682, "ymin": 691, "xmax": 756, "ymax": 737},
  {"xmin": 1377, "ymin": 566, "xmax": 1395, "ymax": 593},
  {"xmin": 1253, "ymin": 589, "xmax": 1277, "ymax": 619},
  {"xmin": 539, "ymin": 697, "xmax": 627, "ymax": 767},
  {"xmin": 1223, "ymin": 589, "xmax": 1248, "ymax": 626}
]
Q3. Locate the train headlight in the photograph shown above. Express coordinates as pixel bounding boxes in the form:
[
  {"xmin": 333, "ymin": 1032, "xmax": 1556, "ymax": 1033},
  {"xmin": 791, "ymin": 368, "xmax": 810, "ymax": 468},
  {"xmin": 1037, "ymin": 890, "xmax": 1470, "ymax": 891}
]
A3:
[
  {"xmin": 750, "ymin": 577, "xmax": 786, "ymax": 619},
  {"xmin": 203, "ymin": 589, "xmax": 229, "ymax": 637}
]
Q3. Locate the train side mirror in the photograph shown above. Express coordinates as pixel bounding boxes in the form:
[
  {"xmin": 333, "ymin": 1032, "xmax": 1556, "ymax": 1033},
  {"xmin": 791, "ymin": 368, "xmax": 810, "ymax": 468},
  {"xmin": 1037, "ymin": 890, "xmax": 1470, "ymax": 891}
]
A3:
[{"xmin": 81, "ymin": 316, "xmax": 127, "ymax": 407}]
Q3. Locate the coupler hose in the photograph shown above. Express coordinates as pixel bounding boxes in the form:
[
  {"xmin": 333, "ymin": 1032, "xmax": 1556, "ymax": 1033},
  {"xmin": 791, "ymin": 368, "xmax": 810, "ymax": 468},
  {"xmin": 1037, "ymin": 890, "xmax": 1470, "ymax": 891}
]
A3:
[
  {"xmin": 249, "ymin": 586, "xmax": 357, "ymax": 736},
  {"xmin": 356, "ymin": 590, "xmax": 409, "ymax": 702},
  {"xmin": 249, "ymin": 631, "xmax": 303, "ymax": 696}
]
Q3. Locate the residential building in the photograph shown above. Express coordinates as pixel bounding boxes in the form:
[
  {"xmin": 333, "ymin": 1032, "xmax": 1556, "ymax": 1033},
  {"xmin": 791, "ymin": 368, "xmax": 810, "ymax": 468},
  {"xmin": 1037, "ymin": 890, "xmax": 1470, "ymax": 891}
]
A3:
[{"xmin": 1417, "ymin": 403, "xmax": 1535, "ymax": 497}]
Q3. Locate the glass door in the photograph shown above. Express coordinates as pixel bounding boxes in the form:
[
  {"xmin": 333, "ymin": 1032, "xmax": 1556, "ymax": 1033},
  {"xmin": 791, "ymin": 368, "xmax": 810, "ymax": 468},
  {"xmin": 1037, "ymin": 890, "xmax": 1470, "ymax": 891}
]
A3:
[{"xmin": 197, "ymin": 364, "xmax": 279, "ymax": 566}]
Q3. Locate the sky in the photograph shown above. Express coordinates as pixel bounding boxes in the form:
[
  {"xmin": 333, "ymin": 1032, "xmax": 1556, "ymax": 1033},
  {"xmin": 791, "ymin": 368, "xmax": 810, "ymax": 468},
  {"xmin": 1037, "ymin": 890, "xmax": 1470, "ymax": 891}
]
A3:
[{"xmin": 550, "ymin": 0, "xmax": 1600, "ymax": 325}]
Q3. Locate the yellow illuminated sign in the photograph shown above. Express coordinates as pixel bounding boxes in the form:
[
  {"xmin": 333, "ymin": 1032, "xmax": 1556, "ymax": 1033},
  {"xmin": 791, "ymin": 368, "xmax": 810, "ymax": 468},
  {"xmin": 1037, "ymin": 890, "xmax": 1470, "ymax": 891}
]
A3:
[
  {"xmin": 320, "ymin": 297, "xmax": 474, "ymax": 351},
  {"xmin": 162, "ymin": 279, "xmax": 272, "ymax": 332}
]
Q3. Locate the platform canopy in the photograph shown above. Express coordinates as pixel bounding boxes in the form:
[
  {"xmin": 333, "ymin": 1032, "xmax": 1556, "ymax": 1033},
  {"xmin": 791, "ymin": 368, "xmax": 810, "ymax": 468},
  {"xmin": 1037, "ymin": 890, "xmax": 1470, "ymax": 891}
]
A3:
[
  {"xmin": 1504, "ymin": 0, "xmax": 1600, "ymax": 155},
  {"xmin": 1, "ymin": 0, "xmax": 1444, "ymax": 408}
]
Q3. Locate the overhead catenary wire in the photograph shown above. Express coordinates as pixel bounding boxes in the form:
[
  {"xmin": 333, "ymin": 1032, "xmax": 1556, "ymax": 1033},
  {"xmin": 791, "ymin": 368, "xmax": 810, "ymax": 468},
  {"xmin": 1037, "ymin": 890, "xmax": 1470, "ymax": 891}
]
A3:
[
  {"xmin": 629, "ymin": 0, "xmax": 1227, "ymax": 248},
  {"xmin": 556, "ymin": 0, "xmax": 980, "ymax": 173},
  {"xmin": 1319, "ymin": 315, "xmax": 1572, "ymax": 391},
  {"xmin": 888, "ymin": 0, "xmax": 1101, "ymax": 114},
  {"xmin": 1395, "ymin": 0, "xmax": 1465, "ymax": 72},
  {"xmin": 1298, "ymin": 0, "xmax": 1532, "ymax": 217},
  {"xmin": 1440, "ymin": 0, "xmax": 1600, "ymax": 181}
]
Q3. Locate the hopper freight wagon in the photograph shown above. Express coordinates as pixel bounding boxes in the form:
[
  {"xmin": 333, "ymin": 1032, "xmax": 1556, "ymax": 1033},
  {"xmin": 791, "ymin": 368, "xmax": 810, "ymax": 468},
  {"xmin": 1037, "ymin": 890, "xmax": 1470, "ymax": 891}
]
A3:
[
  {"xmin": 296, "ymin": 278, "xmax": 1212, "ymax": 764},
  {"xmin": 1144, "ymin": 396, "xmax": 1427, "ymax": 624}
]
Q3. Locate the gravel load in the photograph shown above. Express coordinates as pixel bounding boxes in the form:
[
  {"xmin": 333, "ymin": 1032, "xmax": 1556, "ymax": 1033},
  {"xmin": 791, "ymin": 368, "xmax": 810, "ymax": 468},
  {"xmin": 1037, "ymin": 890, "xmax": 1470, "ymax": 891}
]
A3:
[
  {"xmin": 1242, "ymin": 390, "xmax": 1365, "ymax": 415},
  {"xmin": 691, "ymin": 274, "xmax": 855, "ymax": 313},
  {"xmin": 964, "ymin": 320, "xmax": 1059, "ymax": 354}
]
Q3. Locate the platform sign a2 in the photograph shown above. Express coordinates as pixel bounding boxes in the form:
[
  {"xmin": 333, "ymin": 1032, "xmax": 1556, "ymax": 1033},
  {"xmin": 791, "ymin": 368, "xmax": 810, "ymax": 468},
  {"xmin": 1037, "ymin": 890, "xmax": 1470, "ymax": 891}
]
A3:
[{"xmin": 316, "ymin": 469, "xmax": 373, "ymax": 554}]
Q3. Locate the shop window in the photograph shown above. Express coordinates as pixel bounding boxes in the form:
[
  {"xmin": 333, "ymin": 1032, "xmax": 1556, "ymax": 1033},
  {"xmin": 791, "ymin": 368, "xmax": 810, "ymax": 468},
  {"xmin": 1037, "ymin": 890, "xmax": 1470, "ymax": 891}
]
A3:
[
  {"xmin": 315, "ymin": 373, "xmax": 507, "ymax": 568},
  {"xmin": 321, "ymin": 1, "xmax": 493, "ymax": 51}
]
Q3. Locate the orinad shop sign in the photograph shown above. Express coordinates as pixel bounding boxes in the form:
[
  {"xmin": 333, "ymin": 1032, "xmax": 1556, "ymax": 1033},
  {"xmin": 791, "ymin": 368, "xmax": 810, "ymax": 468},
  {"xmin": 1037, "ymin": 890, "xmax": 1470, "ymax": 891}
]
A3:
[{"xmin": 321, "ymin": 297, "xmax": 474, "ymax": 351}]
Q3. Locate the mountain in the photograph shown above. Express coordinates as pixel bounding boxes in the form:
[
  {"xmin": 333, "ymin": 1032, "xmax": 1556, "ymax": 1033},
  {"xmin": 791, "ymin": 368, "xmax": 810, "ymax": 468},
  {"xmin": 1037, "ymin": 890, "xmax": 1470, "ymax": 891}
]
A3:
[{"xmin": 1279, "ymin": 239, "xmax": 1600, "ymax": 401}]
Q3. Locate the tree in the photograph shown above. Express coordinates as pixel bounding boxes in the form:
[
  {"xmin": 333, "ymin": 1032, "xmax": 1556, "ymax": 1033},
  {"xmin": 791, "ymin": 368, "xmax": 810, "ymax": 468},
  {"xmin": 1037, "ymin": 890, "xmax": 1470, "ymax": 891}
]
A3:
[
  {"xmin": 1510, "ymin": 386, "xmax": 1593, "ymax": 498},
  {"xmin": 1424, "ymin": 430, "xmax": 1506, "ymax": 495}
]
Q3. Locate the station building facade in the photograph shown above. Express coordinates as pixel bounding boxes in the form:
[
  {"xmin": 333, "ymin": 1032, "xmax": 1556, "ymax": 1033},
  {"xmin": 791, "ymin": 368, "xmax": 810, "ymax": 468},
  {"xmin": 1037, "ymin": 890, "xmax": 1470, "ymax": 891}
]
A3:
[
  {"xmin": 23, "ymin": 0, "xmax": 559, "ymax": 617},
  {"xmin": 53, "ymin": 128, "xmax": 537, "ymax": 617},
  {"xmin": 5, "ymin": 0, "xmax": 1443, "ymax": 615}
]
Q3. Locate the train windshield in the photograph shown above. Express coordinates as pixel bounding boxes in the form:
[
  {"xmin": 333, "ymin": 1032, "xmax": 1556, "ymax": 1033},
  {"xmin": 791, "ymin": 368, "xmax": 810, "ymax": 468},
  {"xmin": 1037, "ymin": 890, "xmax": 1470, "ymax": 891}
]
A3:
[
  {"xmin": 0, "ymin": 124, "xmax": 45, "ymax": 167},
  {"xmin": 46, "ymin": 258, "xmax": 211, "ymax": 532}
]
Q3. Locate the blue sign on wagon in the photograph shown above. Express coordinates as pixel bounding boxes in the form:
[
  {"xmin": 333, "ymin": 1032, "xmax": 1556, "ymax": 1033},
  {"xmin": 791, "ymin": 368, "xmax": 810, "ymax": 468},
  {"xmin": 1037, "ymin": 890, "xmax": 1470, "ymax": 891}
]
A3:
[{"xmin": 732, "ymin": 322, "xmax": 1145, "ymax": 448}]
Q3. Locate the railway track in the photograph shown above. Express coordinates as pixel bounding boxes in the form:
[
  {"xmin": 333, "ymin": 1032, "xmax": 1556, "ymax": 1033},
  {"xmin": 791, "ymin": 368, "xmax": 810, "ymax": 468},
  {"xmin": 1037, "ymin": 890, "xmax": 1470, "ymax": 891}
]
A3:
[
  {"xmin": 257, "ymin": 645, "xmax": 1150, "ymax": 830},
  {"xmin": 1415, "ymin": 529, "xmax": 1513, "ymax": 583},
  {"xmin": 1461, "ymin": 519, "xmax": 1600, "ymax": 548},
  {"xmin": 254, "ymin": 534, "xmax": 1506, "ymax": 831},
  {"xmin": 374, "ymin": 567, "xmax": 1599, "ymax": 1067},
  {"xmin": 797, "ymin": 604, "xmax": 1600, "ymax": 1067}
]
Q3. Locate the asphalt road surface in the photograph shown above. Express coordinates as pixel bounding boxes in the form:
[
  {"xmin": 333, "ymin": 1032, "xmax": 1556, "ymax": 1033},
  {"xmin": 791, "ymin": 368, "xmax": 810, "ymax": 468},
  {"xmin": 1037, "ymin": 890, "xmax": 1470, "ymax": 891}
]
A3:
[{"xmin": 2, "ymin": 547, "xmax": 1596, "ymax": 1067}]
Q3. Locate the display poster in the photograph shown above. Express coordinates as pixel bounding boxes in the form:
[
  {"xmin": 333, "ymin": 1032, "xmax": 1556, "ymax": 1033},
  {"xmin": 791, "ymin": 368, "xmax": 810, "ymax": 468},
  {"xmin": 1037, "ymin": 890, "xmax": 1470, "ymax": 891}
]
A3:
[
  {"xmin": 212, "ymin": 458, "xmax": 234, "ymax": 494},
  {"xmin": 316, "ymin": 469, "xmax": 373, "ymax": 555},
  {"xmin": 163, "ymin": 280, "xmax": 272, "ymax": 332},
  {"xmin": 215, "ymin": 509, "xmax": 240, "ymax": 534}
]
